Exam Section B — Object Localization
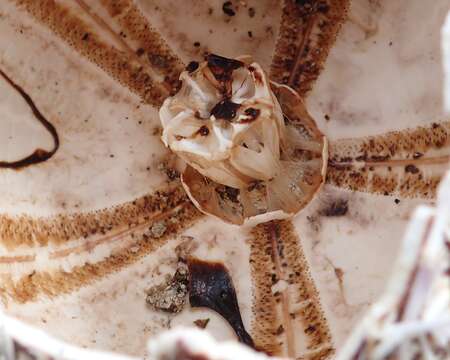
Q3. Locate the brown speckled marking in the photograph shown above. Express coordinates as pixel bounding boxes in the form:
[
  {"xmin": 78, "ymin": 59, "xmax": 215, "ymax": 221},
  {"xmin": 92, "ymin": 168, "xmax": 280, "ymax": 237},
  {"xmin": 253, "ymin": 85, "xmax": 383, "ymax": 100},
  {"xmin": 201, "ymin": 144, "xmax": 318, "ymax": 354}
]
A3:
[
  {"xmin": 326, "ymin": 168, "xmax": 369, "ymax": 192},
  {"xmin": 97, "ymin": 0, "xmax": 184, "ymax": 91},
  {"xmin": 248, "ymin": 223, "xmax": 282, "ymax": 356},
  {"xmin": 13, "ymin": 0, "xmax": 181, "ymax": 106},
  {"xmin": 249, "ymin": 220, "xmax": 333, "ymax": 359},
  {"xmin": 327, "ymin": 165, "xmax": 442, "ymax": 198},
  {"xmin": 0, "ymin": 203, "xmax": 201, "ymax": 304},
  {"xmin": 270, "ymin": 0, "xmax": 349, "ymax": 96},
  {"xmin": 0, "ymin": 186, "xmax": 188, "ymax": 249},
  {"xmin": 328, "ymin": 122, "xmax": 450, "ymax": 198},
  {"xmin": 330, "ymin": 122, "xmax": 450, "ymax": 160}
]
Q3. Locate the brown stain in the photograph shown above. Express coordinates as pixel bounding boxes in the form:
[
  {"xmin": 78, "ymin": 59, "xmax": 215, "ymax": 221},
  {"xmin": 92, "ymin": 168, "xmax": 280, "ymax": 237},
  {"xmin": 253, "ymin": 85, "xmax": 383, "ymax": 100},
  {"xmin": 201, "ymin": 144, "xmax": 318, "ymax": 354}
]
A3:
[
  {"xmin": 319, "ymin": 199, "xmax": 348, "ymax": 217},
  {"xmin": 249, "ymin": 220, "xmax": 333, "ymax": 359},
  {"xmin": 0, "ymin": 68, "xmax": 59, "ymax": 169},
  {"xmin": 0, "ymin": 185, "xmax": 188, "ymax": 249},
  {"xmin": 324, "ymin": 256, "xmax": 346, "ymax": 305},
  {"xmin": 1, "ymin": 203, "xmax": 202, "ymax": 304},
  {"xmin": 13, "ymin": 0, "xmax": 181, "ymax": 107},
  {"xmin": 270, "ymin": 0, "xmax": 350, "ymax": 96}
]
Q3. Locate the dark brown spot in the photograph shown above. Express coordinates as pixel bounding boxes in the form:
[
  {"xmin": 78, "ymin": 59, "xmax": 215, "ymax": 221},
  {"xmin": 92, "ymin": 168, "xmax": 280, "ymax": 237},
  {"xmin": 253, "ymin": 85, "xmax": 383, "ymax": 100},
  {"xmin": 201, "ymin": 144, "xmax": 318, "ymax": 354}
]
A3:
[
  {"xmin": 240, "ymin": 107, "xmax": 260, "ymax": 123},
  {"xmin": 197, "ymin": 126, "xmax": 209, "ymax": 136},
  {"xmin": 193, "ymin": 41, "xmax": 201, "ymax": 47},
  {"xmin": 405, "ymin": 164, "xmax": 420, "ymax": 174},
  {"xmin": 186, "ymin": 61, "xmax": 199, "ymax": 73},
  {"xmin": 207, "ymin": 54, "xmax": 243, "ymax": 82},
  {"xmin": 355, "ymin": 154, "xmax": 367, "ymax": 162},
  {"xmin": 188, "ymin": 258, "xmax": 254, "ymax": 347},
  {"xmin": 247, "ymin": 31, "xmax": 253, "ymax": 38},
  {"xmin": 248, "ymin": 7, "xmax": 256, "ymax": 17},
  {"xmin": 394, "ymin": 199, "xmax": 400, "ymax": 204},
  {"xmin": 275, "ymin": 325, "xmax": 284, "ymax": 335},
  {"xmin": 225, "ymin": 186, "xmax": 239, "ymax": 203},
  {"xmin": 82, "ymin": 33, "xmax": 89, "ymax": 41},
  {"xmin": 136, "ymin": 48, "xmax": 145, "ymax": 56},
  {"xmin": 369, "ymin": 154, "xmax": 390, "ymax": 162},
  {"xmin": 211, "ymin": 99, "xmax": 240, "ymax": 120},
  {"xmin": 222, "ymin": 1, "xmax": 236, "ymax": 16}
]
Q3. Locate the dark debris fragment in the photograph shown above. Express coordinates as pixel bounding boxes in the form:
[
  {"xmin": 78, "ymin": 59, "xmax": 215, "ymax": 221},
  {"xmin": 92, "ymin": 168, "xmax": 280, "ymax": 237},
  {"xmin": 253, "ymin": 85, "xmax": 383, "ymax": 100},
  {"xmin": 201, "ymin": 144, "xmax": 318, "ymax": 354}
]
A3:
[
  {"xmin": 146, "ymin": 265, "xmax": 189, "ymax": 313},
  {"xmin": 186, "ymin": 61, "xmax": 199, "ymax": 73},
  {"xmin": 211, "ymin": 99, "xmax": 241, "ymax": 120},
  {"xmin": 188, "ymin": 258, "xmax": 254, "ymax": 347},
  {"xmin": 405, "ymin": 164, "xmax": 420, "ymax": 174},
  {"xmin": 222, "ymin": 1, "xmax": 236, "ymax": 16},
  {"xmin": 193, "ymin": 318, "xmax": 210, "ymax": 329}
]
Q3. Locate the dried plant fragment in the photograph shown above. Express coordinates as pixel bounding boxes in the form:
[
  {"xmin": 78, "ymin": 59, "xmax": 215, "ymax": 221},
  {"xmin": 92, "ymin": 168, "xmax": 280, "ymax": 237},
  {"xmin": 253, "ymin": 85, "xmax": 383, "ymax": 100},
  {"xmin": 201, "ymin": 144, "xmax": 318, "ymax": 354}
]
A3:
[
  {"xmin": 0, "ymin": 68, "xmax": 59, "ymax": 169},
  {"xmin": 160, "ymin": 54, "xmax": 327, "ymax": 224},
  {"xmin": 146, "ymin": 265, "xmax": 189, "ymax": 313},
  {"xmin": 188, "ymin": 257, "xmax": 254, "ymax": 347}
]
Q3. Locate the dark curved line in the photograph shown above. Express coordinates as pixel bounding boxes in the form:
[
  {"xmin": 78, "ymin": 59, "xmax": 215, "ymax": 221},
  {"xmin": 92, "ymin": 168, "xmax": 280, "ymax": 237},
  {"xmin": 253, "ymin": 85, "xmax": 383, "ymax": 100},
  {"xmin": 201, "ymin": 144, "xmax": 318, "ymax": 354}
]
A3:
[{"xmin": 0, "ymin": 68, "xmax": 59, "ymax": 169}]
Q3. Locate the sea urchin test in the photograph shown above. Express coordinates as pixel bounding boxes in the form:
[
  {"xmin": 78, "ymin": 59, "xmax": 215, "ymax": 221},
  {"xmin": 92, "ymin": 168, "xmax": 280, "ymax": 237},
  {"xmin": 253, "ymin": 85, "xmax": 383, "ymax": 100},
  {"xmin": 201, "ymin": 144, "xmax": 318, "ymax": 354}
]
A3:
[{"xmin": 160, "ymin": 54, "xmax": 327, "ymax": 225}]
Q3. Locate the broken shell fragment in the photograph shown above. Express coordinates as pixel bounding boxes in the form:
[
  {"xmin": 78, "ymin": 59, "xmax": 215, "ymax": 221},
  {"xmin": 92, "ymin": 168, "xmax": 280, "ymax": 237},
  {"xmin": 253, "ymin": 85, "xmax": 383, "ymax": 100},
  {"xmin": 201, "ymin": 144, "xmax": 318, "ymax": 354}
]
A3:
[{"xmin": 160, "ymin": 54, "xmax": 327, "ymax": 225}]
